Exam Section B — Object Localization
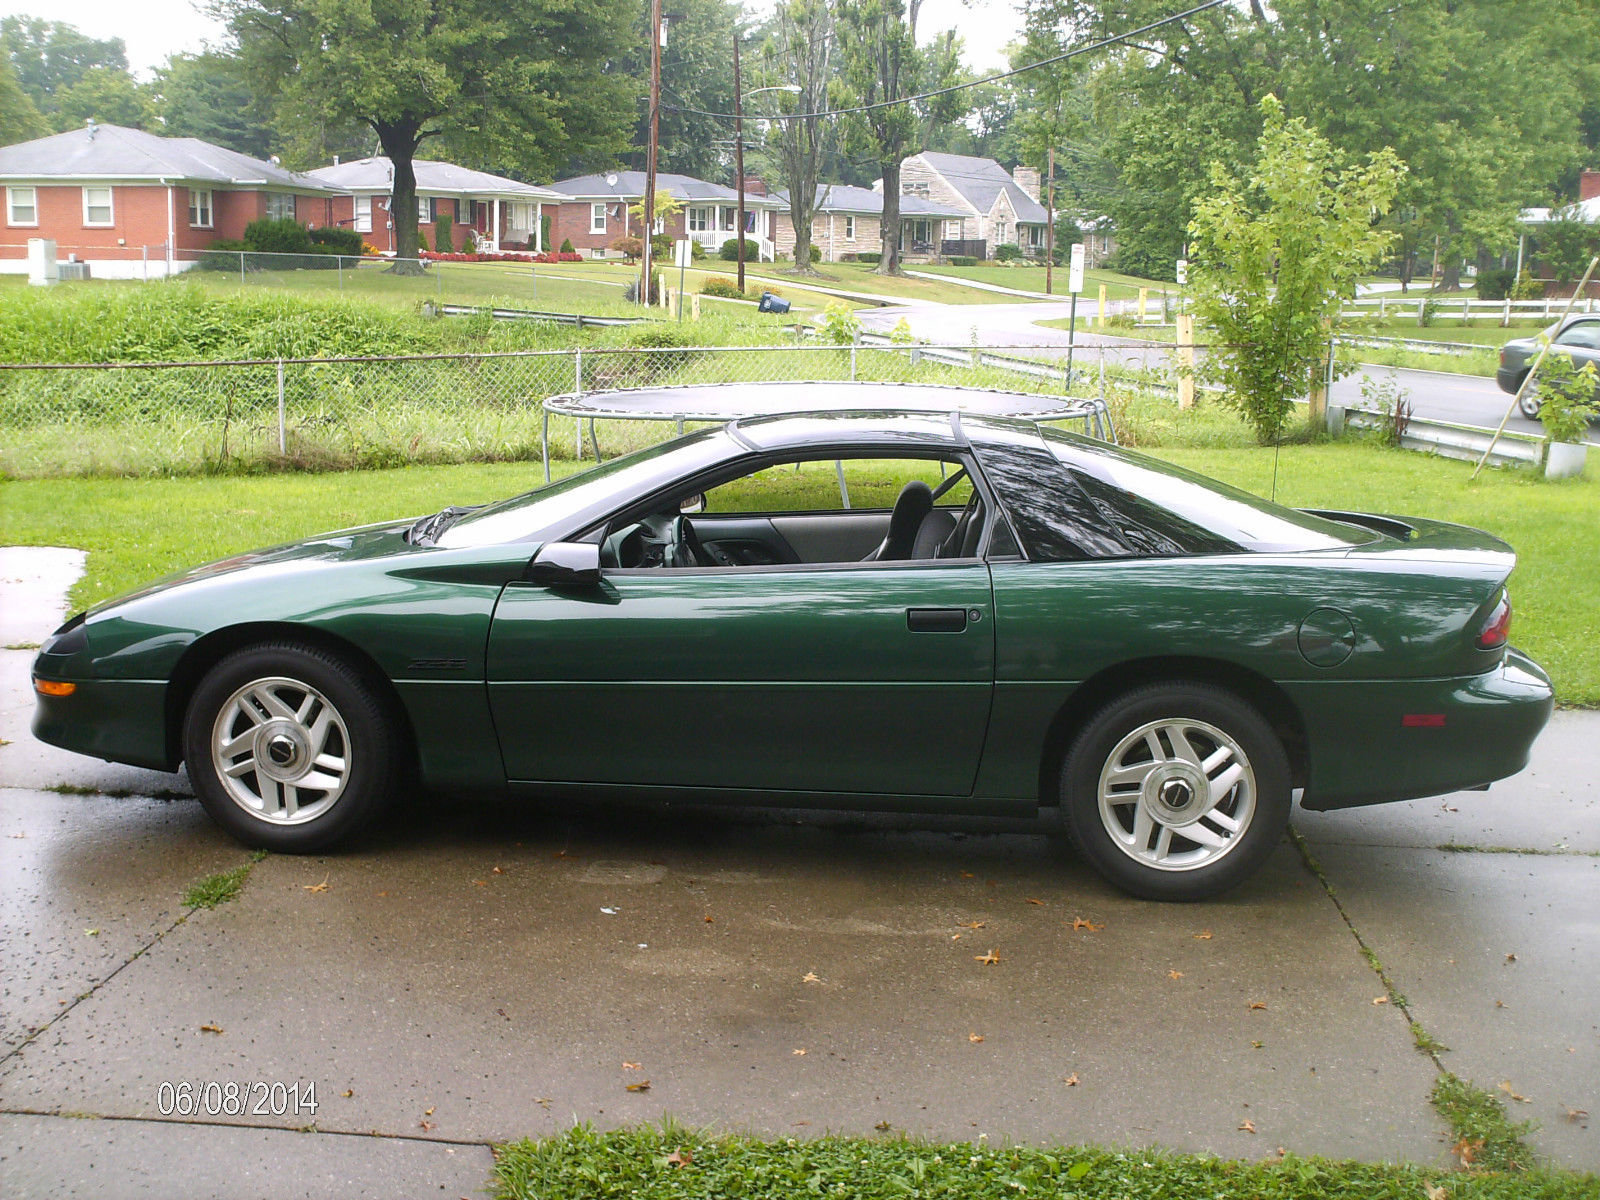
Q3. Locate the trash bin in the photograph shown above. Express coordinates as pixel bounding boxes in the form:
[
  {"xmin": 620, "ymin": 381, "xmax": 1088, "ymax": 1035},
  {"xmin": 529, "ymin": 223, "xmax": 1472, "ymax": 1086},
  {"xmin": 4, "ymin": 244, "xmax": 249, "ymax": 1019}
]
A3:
[{"xmin": 757, "ymin": 292, "xmax": 791, "ymax": 314}]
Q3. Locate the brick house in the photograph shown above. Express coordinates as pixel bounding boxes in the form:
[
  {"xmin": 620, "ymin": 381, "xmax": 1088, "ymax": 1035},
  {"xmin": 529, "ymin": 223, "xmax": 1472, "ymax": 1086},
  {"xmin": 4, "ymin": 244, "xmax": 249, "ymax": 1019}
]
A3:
[
  {"xmin": 896, "ymin": 152, "xmax": 1049, "ymax": 260},
  {"xmin": 0, "ymin": 122, "xmax": 336, "ymax": 278},
  {"xmin": 305, "ymin": 157, "xmax": 567, "ymax": 253},
  {"xmin": 769, "ymin": 183, "xmax": 965, "ymax": 263},
  {"xmin": 547, "ymin": 170, "xmax": 783, "ymax": 260}
]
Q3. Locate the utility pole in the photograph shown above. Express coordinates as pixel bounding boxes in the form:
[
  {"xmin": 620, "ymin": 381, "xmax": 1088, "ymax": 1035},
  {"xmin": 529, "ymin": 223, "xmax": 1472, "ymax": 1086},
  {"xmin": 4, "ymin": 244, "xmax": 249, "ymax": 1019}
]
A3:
[
  {"xmin": 734, "ymin": 36, "xmax": 746, "ymax": 294},
  {"xmin": 640, "ymin": 0, "xmax": 663, "ymax": 307},
  {"xmin": 1044, "ymin": 146, "xmax": 1055, "ymax": 295}
]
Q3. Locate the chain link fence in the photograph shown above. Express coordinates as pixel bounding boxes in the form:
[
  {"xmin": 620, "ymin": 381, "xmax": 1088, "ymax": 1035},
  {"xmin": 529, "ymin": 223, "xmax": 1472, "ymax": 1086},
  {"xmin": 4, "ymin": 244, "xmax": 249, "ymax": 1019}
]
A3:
[{"xmin": 0, "ymin": 340, "xmax": 1175, "ymax": 479}]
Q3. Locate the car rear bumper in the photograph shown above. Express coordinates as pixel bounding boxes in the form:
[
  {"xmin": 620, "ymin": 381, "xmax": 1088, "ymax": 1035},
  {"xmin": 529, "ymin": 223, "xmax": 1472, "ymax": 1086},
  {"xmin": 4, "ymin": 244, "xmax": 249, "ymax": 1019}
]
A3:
[
  {"xmin": 1494, "ymin": 364, "xmax": 1525, "ymax": 395},
  {"xmin": 1289, "ymin": 648, "xmax": 1553, "ymax": 811},
  {"xmin": 31, "ymin": 677, "xmax": 174, "ymax": 772}
]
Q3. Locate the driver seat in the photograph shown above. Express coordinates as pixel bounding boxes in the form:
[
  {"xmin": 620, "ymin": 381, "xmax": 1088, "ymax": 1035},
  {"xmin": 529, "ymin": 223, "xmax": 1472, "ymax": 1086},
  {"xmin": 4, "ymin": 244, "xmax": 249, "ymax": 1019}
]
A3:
[{"xmin": 862, "ymin": 480, "xmax": 934, "ymax": 561}]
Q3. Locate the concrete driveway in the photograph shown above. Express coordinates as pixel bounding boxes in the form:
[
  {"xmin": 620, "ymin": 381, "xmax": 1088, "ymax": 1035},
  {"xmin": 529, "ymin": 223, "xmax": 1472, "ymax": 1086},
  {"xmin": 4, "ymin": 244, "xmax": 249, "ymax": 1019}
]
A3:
[{"xmin": 2, "ymin": 547, "xmax": 1596, "ymax": 1198}]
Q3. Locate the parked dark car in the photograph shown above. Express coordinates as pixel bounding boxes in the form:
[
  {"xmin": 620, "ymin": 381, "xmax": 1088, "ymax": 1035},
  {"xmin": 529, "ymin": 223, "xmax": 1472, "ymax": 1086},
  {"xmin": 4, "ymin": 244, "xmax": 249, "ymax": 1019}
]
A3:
[
  {"xmin": 1496, "ymin": 315, "xmax": 1600, "ymax": 416},
  {"xmin": 33, "ymin": 392, "xmax": 1552, "ymax": 901}
]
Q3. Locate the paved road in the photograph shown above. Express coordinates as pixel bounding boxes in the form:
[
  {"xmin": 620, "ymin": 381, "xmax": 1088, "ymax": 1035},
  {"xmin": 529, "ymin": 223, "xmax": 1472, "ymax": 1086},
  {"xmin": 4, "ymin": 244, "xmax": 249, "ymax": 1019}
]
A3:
[
  {"xmin": 2, "ymin": 547, "xmax": 1597, "ymax": 1197},
  {"xmin": 860, "ymin": 302, "xmax": 1587, "ymax": 443}
]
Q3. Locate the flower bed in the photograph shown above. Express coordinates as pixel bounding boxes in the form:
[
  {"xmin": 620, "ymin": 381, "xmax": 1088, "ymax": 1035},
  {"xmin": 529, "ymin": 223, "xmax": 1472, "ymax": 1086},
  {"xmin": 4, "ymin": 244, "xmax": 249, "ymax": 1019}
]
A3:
[{"xmin": 419, "ymin": 250, "xmax": 584, "ymax": 264}]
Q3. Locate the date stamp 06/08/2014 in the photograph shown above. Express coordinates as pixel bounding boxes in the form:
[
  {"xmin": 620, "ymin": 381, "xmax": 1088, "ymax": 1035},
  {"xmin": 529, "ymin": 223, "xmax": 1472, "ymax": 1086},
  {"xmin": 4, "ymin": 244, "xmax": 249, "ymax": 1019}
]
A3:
[{"xmin": 156, "ymin": 1080, "xmax": 319, "ymax": 1119}]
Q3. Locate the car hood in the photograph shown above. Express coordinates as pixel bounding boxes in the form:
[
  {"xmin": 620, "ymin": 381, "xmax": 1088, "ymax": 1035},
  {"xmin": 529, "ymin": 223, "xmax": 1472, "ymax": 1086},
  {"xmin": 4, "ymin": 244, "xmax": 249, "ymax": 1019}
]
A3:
[{"xmin": 88, "ymin": 518, "xmax": 420, "ymax": 616}]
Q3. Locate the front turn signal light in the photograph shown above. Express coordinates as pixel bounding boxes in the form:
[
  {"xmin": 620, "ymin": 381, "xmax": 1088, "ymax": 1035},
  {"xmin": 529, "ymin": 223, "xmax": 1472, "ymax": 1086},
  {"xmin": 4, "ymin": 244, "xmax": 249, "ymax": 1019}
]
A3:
[{"xmin": 34, "ymin": 678, "xmax": 76, "ymax": 697}]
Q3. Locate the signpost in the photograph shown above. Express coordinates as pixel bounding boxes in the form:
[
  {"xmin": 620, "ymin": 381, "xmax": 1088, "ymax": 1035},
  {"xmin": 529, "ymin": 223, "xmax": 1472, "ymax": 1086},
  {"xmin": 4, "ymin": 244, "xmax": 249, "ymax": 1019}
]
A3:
[
  {"xmin": 674, "ymin": 238, "xmax": 692, "ymax": 321},
  {"xmin": 1065, "ymin": 242, "xmax": 1085, "ymax": 385}
]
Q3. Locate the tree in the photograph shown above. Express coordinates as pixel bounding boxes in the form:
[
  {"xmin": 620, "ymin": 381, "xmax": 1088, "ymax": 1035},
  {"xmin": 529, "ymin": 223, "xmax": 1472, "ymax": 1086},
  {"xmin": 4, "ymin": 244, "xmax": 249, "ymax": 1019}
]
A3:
[
  {"xmin": 221, "ymin": 0, "xmax": 634, "ymax": 270},
  {"xmin": 764, "ymin": 0, "xmax": 834, "ymax": 275},
  {"xmin": 628, "ymin": 189, "xmax": 683, "ymax": 237},
  {"xmin": 0, "ymin": 55, "xmax": 45, "ymax": 144},
  {"xmin": 620, "ymin": 0, "xmax": 741, "ymax": 180},
  {"xmin": 54, "ymin": 65, "xmax": 155, "ymax": 131},
  {"xmin": 1, "ymin": 16, "xmax": 128, "ymax": 116},
  {"xmin": 831, "ymin": 0, "xmax": 920, "ymax": 275},
  {"xmin": 1188, "ymin": 96, "xmax": 1404, "ymax": 443},
  {"xmin": 151, "ymin": 52, "xmax": 277, "ymax": 160}
]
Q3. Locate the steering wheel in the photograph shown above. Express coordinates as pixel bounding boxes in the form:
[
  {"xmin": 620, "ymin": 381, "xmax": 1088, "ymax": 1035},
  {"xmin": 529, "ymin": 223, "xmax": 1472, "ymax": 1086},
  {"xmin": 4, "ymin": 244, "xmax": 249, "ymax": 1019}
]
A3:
[{"xmin": 669, "ymin": 515, "xmax": 711, "ymax": 568}]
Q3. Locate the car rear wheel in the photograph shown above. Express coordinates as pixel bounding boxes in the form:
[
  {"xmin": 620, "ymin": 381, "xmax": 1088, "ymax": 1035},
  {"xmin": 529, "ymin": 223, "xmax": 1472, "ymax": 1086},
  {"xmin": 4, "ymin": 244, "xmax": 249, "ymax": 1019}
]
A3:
[
  {"xmin": 184, "ymin": 642, "xmax": 400, "ymax": 852},
  {"xmin": 1060, "ymin": 684, "xmax": 1291, "ymax": 901},
  {"xmin": 1517, "ymin": 376, "xmax": 1541, "ymax": 418}
]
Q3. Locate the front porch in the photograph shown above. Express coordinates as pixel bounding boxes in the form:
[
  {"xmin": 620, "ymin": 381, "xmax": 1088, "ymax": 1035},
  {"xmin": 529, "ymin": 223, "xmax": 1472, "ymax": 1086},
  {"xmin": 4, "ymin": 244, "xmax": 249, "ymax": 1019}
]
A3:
[{"xmin": 685, "ymin": 203, "xmax": 776, "ymax": 262}]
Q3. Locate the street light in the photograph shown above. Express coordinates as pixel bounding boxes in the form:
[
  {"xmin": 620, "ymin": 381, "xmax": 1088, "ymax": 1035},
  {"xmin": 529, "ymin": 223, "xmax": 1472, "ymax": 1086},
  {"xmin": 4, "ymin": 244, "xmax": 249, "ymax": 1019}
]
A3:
[{"xmin": 732, "ymin": 54, "xmax": 801, "ymax": 293}]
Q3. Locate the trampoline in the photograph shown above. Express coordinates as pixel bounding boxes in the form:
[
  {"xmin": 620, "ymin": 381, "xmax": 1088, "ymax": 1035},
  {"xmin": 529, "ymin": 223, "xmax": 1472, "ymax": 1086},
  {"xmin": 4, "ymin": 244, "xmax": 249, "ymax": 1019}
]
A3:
[{"xmin": 539, "ymin": 381, "xmax": 1114, "ymax": 482}]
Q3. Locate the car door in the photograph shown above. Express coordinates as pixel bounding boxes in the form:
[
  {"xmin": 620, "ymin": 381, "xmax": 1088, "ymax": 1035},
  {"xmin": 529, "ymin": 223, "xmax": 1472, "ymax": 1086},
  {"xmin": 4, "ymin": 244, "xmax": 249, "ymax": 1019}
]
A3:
[
  {"xmin": 1554, "ymin": 318, "xmax": 1600, "ymax": 396},
  {"xmin": 486, "ymin": 558, "xmax": 995, "ymax": 798}
]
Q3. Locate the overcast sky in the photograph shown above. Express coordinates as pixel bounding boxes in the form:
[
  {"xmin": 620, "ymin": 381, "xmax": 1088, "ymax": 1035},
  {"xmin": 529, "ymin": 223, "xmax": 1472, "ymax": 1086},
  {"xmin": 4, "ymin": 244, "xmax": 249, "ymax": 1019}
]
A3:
[{"xmin": 0, "ymin": 0, "xmax": 1021, "ymax": 77}]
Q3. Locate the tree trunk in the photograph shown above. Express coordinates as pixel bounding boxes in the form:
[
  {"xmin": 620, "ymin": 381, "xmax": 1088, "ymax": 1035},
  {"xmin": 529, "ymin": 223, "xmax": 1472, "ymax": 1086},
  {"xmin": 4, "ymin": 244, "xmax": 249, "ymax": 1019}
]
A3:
[
  {"xmin": 878, "ymin": 160, "xmax": 903, "ymax": 276},
  {"xmin": 374, "ymin": 119, "xmax": 425, "ymax": 276}
]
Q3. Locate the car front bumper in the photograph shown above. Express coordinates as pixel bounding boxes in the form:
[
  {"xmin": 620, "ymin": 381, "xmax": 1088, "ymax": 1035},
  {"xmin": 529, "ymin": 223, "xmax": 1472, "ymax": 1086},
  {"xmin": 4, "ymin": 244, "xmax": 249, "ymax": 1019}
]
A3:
[
  {"xmin": 1289, "ymin": 648, "xmax": 1553, "ymax": 811},
  {"xmin": 31, "ymin": 676, "xmax": 174, "ymax": 772}
]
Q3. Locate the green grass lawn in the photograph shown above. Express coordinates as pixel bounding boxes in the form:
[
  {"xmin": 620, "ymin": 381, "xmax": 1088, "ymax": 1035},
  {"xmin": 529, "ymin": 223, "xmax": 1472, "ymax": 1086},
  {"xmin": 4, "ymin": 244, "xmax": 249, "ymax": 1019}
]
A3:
[
  {"xmin": 916, "ymin": 263, "xmax": 1174, "ymax": 304},
  {"xmin": 490, "ymin": 1126, "xmax": 1595, "ymax": 1200},
  {"xmin": 1, "ymin": 438, "xmax": 1593, "ymax": 705}
]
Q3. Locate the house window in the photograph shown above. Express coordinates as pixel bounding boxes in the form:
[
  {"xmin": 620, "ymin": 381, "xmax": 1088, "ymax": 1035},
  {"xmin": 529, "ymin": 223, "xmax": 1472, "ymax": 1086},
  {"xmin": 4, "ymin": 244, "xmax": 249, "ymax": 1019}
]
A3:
[
  {"xmin": 265, "ymin": 192, "xmax": 296, "ymax": 221},
  {"xmin": 944, "ymin": 220, "xmax": 961, "ymax": 239},
  {"xmin": 688, "ymin": 206, "xmax": 711, "ymax": 232},
  {"xmin": 590, "ymin": 203, "xmax": 606, "ymax": 234},
  {"xmin": 188, "ymin": 188, "xmax": 213, "ymax": 228},
  {"xmin": 6, "ymin": 186, "xmax": 36, "ymax": 226},
  {"xmin": 355, "ymin": 199, "xmax": 372, "ymax": 234},
  {"xmin": 82, "ymin": 186, "xmax": 113, "ymax": 226},
  {"xmin": 418, "ymin": 197, "xmax": 432, "ymax": 224},
  {"xmin": 844, "ymin": 215, "xmax": 855, "ymax": 241},
  {"xmin": 720, "ymin": 207, "xmax": 735, "ymax": 231}
]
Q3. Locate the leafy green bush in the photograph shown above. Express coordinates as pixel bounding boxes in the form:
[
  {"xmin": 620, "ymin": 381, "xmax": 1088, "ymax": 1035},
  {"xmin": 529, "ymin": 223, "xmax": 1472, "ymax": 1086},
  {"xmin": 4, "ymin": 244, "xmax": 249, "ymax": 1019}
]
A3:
[
  {"xmin": 559, "ymin": 237, "xmax": 575, "ymax": 254},
  {"xmin": 946, "ymin": 255, "xmax": 978, "ymax": 267},
  {"xmin": 1475, "ymin": 267, "xmax": 1515, "ymax": 301},
  {"xmin": 434, "ymin": 213, "xmax": 454, "ymax": 254},
  {"xmin": 995, "ymin": 243, "xmax": 1022, "ymax": 262},
  {"xmin": 243, "ymin": 218, "xmax": 312, "ymax": 255},
  {"xmin": 718, "ymin": 239, "xmax": 761, "ymax": 261},
  {"xmin": 650, "ymin": 234, "xmax": 672, "ymax": 262},
  {"xmin": 857, "ymin": 251, "xmax": 881, "ymax": 265},
  {"xmin": 1536, "ymin": 347, "xmax": 1600, "ymax": 443},
  {"xmin": 197, "ymin": 240, "xmax": 249, "ymax": 272},
  {"xmin": 308, "ymin": 227, "xmax": 364, "ymax": 256},
  {"xmin": 690, "ymin": 240, "xmax": 706, "ymax": 260},
  {"xmin": 819, "ymin": 301, "xmax": 862, "ymax": 345},
  {"xmin": 699, "ymin": 276, "xmax": 749, "ymax": 300},
  {"xmin": 611, "ymin": 236, "xmax": 643, "ymax": 262}
]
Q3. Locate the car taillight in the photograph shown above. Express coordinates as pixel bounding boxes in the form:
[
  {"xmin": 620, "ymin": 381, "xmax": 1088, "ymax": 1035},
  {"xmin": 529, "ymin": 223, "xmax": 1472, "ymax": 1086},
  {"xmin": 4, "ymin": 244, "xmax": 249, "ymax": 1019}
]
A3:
[
  {"xmin": 1499, "ymin": 347, "xmax": 1508, "ymax": 367},
  {"xmin": 1477, "ymin": 592, "xmax": 1511, "ymax": 650}
]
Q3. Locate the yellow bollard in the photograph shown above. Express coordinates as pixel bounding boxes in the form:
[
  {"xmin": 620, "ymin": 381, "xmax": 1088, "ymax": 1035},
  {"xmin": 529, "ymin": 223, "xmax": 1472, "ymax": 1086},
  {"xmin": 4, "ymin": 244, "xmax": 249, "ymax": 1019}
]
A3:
[
  {"xmin": 1098, "ymin": 283, "xmax": 1108, "ymax": 327},
  {"xmin": 1176, "ymin": 314, "xmax": 1195, "ymax": 410},
  {"xmin": 1138, "ymin": 287, "xmax": 1148, "ymax": 322}
]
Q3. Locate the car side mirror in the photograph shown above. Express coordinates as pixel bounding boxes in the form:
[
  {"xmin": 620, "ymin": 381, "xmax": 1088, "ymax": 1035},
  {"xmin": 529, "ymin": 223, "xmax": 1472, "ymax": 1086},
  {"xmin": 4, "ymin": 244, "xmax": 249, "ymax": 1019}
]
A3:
[
  {"xmin": 526, "ymin": 541, "xmax": 601, "ymax": 587},
  {"xmin": 679, "ymin": 492, "xmax": 706, "ymax": 515}
]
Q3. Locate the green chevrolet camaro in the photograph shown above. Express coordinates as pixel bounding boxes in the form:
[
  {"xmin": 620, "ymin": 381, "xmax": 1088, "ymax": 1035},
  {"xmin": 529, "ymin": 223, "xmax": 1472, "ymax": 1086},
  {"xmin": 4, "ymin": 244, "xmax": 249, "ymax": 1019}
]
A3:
[{"xmin": 32, "ymin": 391, "xmax": 1552, "ymax": 901}]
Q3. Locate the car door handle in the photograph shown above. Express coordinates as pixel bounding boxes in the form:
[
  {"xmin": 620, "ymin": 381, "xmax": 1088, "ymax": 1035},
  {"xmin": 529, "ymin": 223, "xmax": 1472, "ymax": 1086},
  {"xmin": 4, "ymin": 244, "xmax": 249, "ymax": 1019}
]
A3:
[{"xmin": 906, "ymin": 607, "xmax": 969, "ymax": 633}]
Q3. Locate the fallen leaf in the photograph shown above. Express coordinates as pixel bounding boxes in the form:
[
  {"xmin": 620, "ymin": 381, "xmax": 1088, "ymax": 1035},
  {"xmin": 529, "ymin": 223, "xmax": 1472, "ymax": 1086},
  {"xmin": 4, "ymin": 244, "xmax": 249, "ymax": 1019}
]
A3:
[
  {"xmin": 1062, "ymin": 1073, "xmax": 1079, "ymax": 1087},
  {"xmin": 1239, "ymin": 1119, "xmax": 1256, "ymax": 1134},
  {"xmin": 535, "ymin": 1098, "xmax": 552, "ymax": 1108},
  {"xmin": 704, "ymin": 915, "xmax": 714, "ymax": 924},
  {"xmin": 491, "ymin": 866, "xmax": 504, "ymax": 875},
  {"xmin": 424, "ymin": 1106, "xmax": 435, "ymax": 1116},
  {"xmin": 1168, "ymin": 969, "xmax": 1184, "ymax": 981},
  {"xmin": 472, "ymin": 879, "xmax": 487, "ymax": 887},
  {"xmin": 975, "ymin": 950, "xmax": 1001, "ymax": 966},
  {"xmin": 801, "ymin": 971, "xmax": 821, "ymax": 984},
  {"xmin": 84, "ymin": 929, "xmax": 98, "ymax": 937},
  {"xmin": 1567, "ymin": 1108, "xmax": 1589, "ymax": 1123},
  {"xmin": 665, "ymin": 1150, "xmax": 693, "ymax": 1167},
  {"xmin": 960, "ymin": 871, "xmax": 974, "ymax": 878},
  {"xmin": 1423, "ymin": 1185, "xmax": 1448, "ymax": 1200},
  {"xmin": 622, "ymin": 1062, "xmax": 642, "ymax": 1070},
  {"xmin": 1025, "ymin": 898, "xmax": 1045, "ymax": 906},
  {"xmin": 419, "ymin": 1120, "xmax": 436, "ymax": 1132},
  {"xmin": 1193, "ymin": 930, "xmax": 1213, "ymax": 940},
  {"xmin": 1372, "ymin": 996, "xmax": 1389, "ymax": 1005},
  {"xmin": 1440, "ymin": 802, "xmax": 1459, "ymax": 813},
  {"xmin": 1452, "ymin": 1136, "xmax": 1484, "ymax": 1166},
  {"xmin": 342, "ymin": 1089, "xmax": 354, "ymax": 1098},
  {"xmin": 375, "ymin": 890, "xmax": 389, "ymax": 897},
  {"xmin": 968, "ymin": 1032, "xmax": 984, "ymax": 1043},
  {"xmin": 951, "ymin": 933, "xmax": 961, "ymax": 940},
  {"xmin": 874, "ymin": 1120, "xmax": 892, "ymax": 1132},
  {"xmin": 1249, "ymin": 1001, "xmax": 1267, "ymax": 1011},
  {"xmin": 1251, "ymin": 1040, "xmax": 1264, "ymax": 1049},
  {"xmin": 303, "ymin": 877, "xmax": 330, "ymax": 893},
  {"xmin": 792, "ymin": 1048, "xmax": 807, "ymax": 1056},
  {"xmin": 1071, "ymin": 917, "xmax": 1103, "ymax": 932},
  {"xmin": 959, "ymin": 920, "xmax": 986, "ymax": 930},
  {"xmin": 1498, "ymin": 1081, "xmax": 1531, "ymax": 1104},
  {"xmin": 199, "ymin": 1024, "xmax": 223, "ymax": 1034},
  {"xmin": 1494, "ymin": 1000, "xmax": 1506, "ymax": 1009},
  {"xmin": 625, "ymin": 1080, "xmax": 651, "ymax": 1093},
  {"xmin": 600, "ymin": 907, "xmax": 618, "ymax": 915},
  {"xmin": 1505, "ymin": 953, "xmax": 1517, "ymax": 963}
]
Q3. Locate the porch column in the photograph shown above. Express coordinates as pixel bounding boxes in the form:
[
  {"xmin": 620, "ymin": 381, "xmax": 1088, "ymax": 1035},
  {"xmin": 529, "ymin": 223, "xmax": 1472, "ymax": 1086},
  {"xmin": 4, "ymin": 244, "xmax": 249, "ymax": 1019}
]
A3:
[
  {"xmin": 492, "ymin": 199, "xmax": 501, "ymax": 253},
  {"xmin": 535, "ymin": 203, "xmax": 543, "ymax": 252}
]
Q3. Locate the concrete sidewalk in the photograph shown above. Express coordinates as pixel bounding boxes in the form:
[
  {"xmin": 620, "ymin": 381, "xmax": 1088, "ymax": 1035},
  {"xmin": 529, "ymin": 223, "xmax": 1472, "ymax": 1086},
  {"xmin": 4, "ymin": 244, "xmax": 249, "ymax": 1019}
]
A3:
[{"xmin": 2, "ymin": 546, "xmax": 1596, "ymax": 1197}]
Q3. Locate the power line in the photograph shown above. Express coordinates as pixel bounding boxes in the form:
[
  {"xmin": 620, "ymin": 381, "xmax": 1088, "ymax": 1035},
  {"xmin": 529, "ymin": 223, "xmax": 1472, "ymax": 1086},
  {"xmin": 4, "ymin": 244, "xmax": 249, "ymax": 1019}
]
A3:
[{"xmin": 661, "ymin": 0, "xmax": 1227, "ymax": 123}]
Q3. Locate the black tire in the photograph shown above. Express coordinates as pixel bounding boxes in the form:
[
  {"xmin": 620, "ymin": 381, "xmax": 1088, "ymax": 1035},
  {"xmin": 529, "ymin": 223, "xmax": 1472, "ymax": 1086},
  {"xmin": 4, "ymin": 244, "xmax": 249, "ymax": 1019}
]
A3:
[
  {"xmin": 1059, "ymin": 683, "xmax": 1290, "ymax": 902},
  {"xmin": 183, "ymin": 642, "xmax": 401, "ymax": 852}
]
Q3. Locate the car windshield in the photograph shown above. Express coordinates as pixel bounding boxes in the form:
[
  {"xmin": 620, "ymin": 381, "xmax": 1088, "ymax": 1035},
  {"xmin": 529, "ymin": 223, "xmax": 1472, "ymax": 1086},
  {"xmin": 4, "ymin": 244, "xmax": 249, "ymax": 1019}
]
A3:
[
  {"xmin": 437, "ymin": 428, "xmax": 734, "ymax": 549},
  {"xmin": 1037, "ymin": 427, "xmax": 1377, "ymax": 553}
]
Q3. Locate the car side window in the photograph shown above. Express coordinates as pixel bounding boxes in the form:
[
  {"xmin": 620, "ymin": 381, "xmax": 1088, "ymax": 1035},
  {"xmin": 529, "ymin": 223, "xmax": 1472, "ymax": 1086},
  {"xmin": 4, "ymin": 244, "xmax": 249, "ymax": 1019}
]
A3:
[
  {"xmin": 702, "ymin": 457, "xmax": 972, "ymax": 514},
  {"xmin": 1554, "ymin": 321, "xmax": 1600, "ymax": 351}
]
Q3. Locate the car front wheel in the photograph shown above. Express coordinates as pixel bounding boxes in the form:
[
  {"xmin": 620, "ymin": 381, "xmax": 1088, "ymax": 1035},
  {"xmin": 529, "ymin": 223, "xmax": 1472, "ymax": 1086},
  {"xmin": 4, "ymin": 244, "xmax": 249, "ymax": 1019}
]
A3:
[
  {"xmin": 1517, "ymin": 377, "xmax": 1541, "ymax": 418},
  {"xmin": 1060, "ymin": 684, "xmax": 1291, "ymax": 901},
  {"xmin": 184, "ymin": 642, "xmax": 401, "ymax": 852}
]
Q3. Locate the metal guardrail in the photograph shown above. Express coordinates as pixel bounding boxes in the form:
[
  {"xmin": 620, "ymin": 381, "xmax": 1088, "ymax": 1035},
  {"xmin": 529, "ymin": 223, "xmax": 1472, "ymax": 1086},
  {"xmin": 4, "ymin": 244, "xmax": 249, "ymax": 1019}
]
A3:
[
  {"xmin": 1340, "ymin": 406, "xmax": 1545, "ymax": 467},
  {"xmin": 422, "ymin": 301, "xmax": 648, "ymax": 328},
  {"xmin": 1335, "ymin": 334, "xmax": 1488, "ymax": 357}
]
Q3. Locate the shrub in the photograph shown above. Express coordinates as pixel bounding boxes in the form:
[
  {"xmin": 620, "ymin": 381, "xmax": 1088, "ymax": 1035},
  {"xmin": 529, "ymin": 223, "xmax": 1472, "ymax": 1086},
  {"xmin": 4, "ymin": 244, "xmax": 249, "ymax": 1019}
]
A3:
[
  {"xmin": 243, "ymin": 218, "xmax": 312, "ymax": 255},
  {"xmin": 820, "ymin": 301, "xmax": 862, "ymax": 345},
  {"xmin": 1536, "ymin": 347, "xmax": 1600, "ymax": 443},
  {"xmin": 857, "ymin": 251, "xmax": 882, "ymax": 265},
  {"xmin": 718, "ymin": 238, "xmax": 761, "ymax": 261},
  {"xmin": 995, "ymin": 243, "xmax": 1022, "ymax": 262},
  {"xmin": 945, "ymin": 255, "xmax": 978, "ymax": 267},
  {"xmin": 197, "ymin": 239, "xmax": 249, "ymax": 271},
  {"xmin": 1476, "ymin": 267, "xmax": 1515, "ymax": 301},
  {"xmin": 650, "ymin": 233, "xmax": 673, "ymax": 261},
  {"xmin": 434, "ymin": 213, "xmax": 454, "ymax": 254},
  {"xmin": 690, "ymin": 240, "xmax": 706, "ymax": 260},
  {"xmin": 700, "ymin": 276, "xmax": 748, "ymax": 300},
  {"xmin": 623, "ymin": 270, "xmax": 662, "ymax": 305},
  {"xmin": 559, "ymin": 237, "xmax": 575, "ymax": 254},
  {"xmin": 541, "ymin": 213, "xmax": 552, "ymax": 252},
  {"xmin": 611, "ymin": 236, "xmax": 643, "ymax": 261},
  {"xmin": 308, "ymin": 227, "xmax": 364, "ymax": 257}
]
